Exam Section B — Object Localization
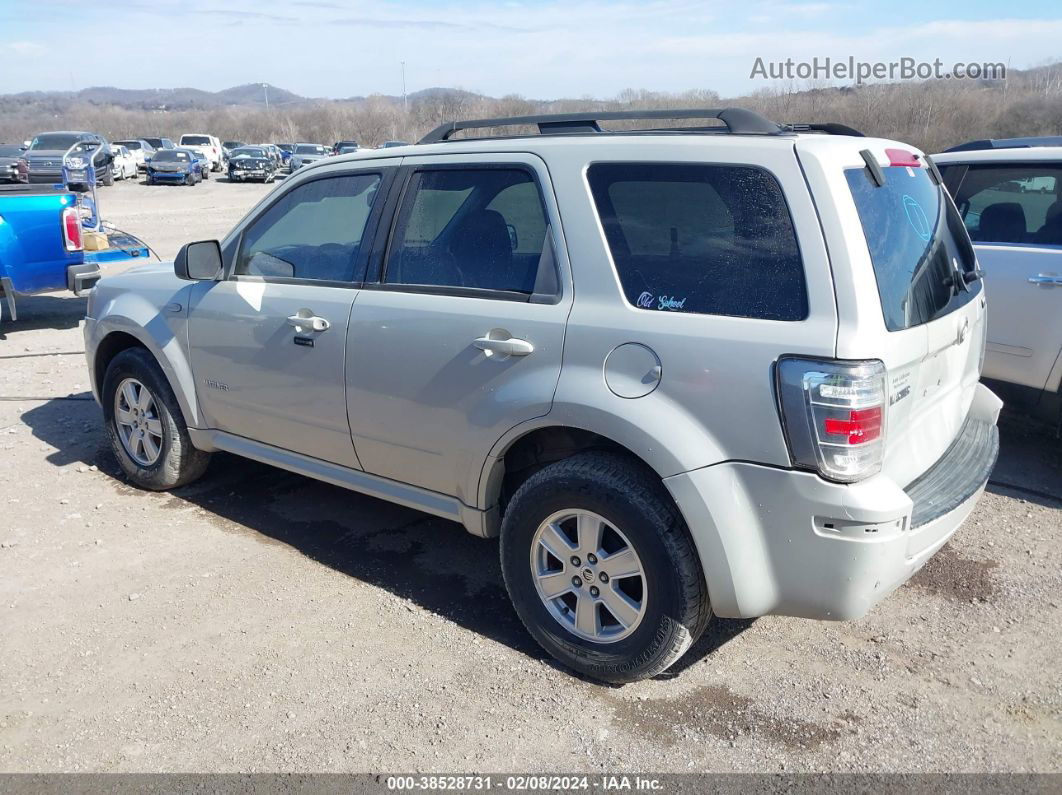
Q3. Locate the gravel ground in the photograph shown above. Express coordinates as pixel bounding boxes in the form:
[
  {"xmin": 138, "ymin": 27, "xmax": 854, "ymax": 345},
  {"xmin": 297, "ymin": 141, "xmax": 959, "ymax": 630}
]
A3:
[{"xmin": 0, "ymin": 177, "xmax": 1060, "ymax": 773}]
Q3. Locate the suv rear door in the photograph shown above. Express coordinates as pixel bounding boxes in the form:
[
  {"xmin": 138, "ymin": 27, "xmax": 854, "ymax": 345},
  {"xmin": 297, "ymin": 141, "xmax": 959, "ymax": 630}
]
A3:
[
  {"xmin": 344, "ymin": 153, "xmax": 571, "ymax": 504},
  {"xmin": 797, "ymin": 138, "xmax": 987, "ymax": 486}
]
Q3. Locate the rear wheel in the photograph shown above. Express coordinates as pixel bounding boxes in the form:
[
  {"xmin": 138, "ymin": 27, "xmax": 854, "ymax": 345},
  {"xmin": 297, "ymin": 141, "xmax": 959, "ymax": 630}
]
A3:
[
  {"xmin": 500, "ymin": 452, "xmax": 710, "ymax": 683},
  {"xmin": 102, "ymin": 348, "xmax": 210, "ymax": 490}
]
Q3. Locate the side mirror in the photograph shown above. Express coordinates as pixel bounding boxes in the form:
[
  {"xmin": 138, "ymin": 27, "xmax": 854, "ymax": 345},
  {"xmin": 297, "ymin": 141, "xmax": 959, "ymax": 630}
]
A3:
[{"xmin": 175, "ymin": 240, "xmax": 223, "ymax": 281}]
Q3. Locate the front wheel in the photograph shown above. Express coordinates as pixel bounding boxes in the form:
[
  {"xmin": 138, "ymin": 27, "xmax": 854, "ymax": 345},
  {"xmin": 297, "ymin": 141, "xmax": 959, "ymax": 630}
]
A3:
[
  {"xmin": 499, "ymin": 452, "xmax": 710, "ymax": 683},
  {"xmin": 102, "ymin": 347, "xmax": 211, "ymax": 490}
]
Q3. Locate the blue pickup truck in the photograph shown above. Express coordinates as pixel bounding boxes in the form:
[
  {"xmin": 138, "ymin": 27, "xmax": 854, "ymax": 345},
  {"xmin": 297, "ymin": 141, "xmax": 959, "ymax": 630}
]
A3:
[{"xmin": 0, "ymin": 183, "xmax": 147, "ymax": 323}]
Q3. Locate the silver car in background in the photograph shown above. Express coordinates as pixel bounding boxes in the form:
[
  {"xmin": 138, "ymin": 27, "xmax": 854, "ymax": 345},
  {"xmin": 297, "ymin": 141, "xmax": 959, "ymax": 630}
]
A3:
[{"xmin": 288, "ymin": 143, "xmax": 330, "ymax": 171}]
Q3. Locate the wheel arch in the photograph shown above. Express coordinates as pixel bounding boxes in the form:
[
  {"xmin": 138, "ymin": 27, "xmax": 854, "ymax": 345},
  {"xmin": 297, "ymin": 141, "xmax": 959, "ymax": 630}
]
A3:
[
  {"xmin": 90, "ymin": 314, "xmax": 202, "ymax": 429},
  {"xmin": 475, "ymin": 417, "xmax": 686, "ymax": 539}
]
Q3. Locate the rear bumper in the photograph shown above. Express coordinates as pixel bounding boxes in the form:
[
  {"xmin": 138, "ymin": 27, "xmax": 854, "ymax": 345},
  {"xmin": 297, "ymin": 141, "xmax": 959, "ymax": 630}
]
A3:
[
  {"xmin": 67, "ymin": 262, "xmax": 100, "ymax": 296},
  {"xmin": 665, "ymin": 383, "xmax": 1002, "ymax": 621}
]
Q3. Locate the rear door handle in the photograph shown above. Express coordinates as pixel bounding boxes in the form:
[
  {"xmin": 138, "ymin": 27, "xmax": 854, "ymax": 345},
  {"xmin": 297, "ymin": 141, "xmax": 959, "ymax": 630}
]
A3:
[
  {"xmin": 287, "ymin": 312, "xmax": 330, "ymax": 332},
  {"xmin": 473, "ymin": 335, "xmax": 534, "ymax": 357},
  {"xmin": 1028, "ymin": 274, "xmax": 1062, "ymax": 287}
]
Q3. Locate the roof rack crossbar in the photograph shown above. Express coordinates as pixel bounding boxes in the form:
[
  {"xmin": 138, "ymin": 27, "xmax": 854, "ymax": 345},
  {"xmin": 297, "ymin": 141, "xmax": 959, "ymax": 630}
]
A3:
[{"xmin": 419, "ymin": 107, "xmax": 783, "ymax": 144}]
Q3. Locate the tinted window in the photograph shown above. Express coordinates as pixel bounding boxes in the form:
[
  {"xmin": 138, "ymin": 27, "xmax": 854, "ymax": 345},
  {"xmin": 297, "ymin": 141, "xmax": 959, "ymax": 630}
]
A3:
[
  {"xmin": 385, "ymin": 168, "xmax": 551, "ymax": 294},
  {"xmin": 295, "ymin": 144, "xmax": 328, "ymax": 155},
  {"xmin": 587, "ymin": 163, "xmax": 806, "ymax": 320},
  {"xmin": 114, "ymin": 140, "xmax": 141, "ymax": 150},
  {"xmin": 237, "ymin": 173, "xmax": 381, "ymax": 282},
  {"xmin": 152, "ymin": 151, "xmax": 186, "ymax": 162},
  {"xmin": 945, "ymin": 164, "xmax": 1062, "ymax": 246},
  {"xmin": 182, "ymin": 135, "xmax": 210, "ymax": 145},
  {"xmin": 846, "ymin": 165, "xmax": 979, "ymax": 332},
  {"xmin": 0, "ymin": 145, "xmax": 23, "ymax": 157},
  {"xmin": 231, "ymin": 148, "xmax": 267, "ymax": 158}
]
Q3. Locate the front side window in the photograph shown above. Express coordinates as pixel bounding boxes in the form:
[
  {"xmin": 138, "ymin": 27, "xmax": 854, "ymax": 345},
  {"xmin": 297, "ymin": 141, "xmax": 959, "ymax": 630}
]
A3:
[
  {"xmin": 587, "ymin": 163, "xmax": 807, "ymax": 320},
  {"xmin": 385, "ymin": 168, "xmax": 552, "ymax": 295},
  {"xmin": 236, "ymin": 173, "xmax": 381, "ymax": 282},
  {"xmin": 846, "ymin": 164, "xmax": 979, "ymax": 332},
  {"xmin": 943, "ymin": 164, "xmax": 1062, "ymax": 246}
]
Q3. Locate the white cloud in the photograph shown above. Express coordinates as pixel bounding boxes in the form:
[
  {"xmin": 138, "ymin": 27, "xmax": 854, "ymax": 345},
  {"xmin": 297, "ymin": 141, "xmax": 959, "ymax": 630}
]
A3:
[{"xmin": 3, "ymin": 41, "xmax": 48, "ymax": 56}]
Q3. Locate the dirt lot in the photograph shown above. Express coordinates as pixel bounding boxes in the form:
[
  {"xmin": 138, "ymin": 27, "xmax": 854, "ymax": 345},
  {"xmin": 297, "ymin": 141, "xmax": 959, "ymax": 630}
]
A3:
[{"xmin": 0, "ymin": 176, "xmax": 1060, "ymax": 773}]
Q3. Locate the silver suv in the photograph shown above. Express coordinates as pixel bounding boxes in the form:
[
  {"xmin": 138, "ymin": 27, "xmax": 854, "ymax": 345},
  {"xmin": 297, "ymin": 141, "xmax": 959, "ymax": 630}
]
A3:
[{"xmin": 84, "ymin": 109, "xmax": 1001, "ymax": 683}]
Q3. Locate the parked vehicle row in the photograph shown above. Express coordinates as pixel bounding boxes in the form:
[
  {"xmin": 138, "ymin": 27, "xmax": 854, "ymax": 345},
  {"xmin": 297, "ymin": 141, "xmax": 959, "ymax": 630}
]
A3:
[{"xmin": 84, "ymin": 108, "xmax": 1002, "ymax": 684}]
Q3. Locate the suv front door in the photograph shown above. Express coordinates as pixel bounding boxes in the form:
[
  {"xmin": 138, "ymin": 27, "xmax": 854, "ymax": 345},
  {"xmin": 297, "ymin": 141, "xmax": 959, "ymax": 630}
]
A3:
[
  {"xmin": 345, "ymin": 154, "xmax": 572, "ymax": 504},
  {"xmin": 187, "ymin": 168, "xmax": 391, "ymax": 467}
]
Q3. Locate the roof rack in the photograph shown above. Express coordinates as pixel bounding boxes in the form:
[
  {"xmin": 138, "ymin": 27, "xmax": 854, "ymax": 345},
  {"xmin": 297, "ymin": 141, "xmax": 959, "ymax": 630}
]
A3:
[{"xmin": 419, "ymin": 108, "xmax": 785, "ymax": 144}]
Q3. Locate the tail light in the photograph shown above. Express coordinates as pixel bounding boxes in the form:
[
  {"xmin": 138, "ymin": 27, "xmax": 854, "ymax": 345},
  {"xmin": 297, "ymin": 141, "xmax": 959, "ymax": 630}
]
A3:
[
  {"xmin": 61, "ymin": 207, "xmax": 83, "ymax": 252},
  {"xmin": 775, "ymin": 357, "xmax": 888, "ymax": 482}
]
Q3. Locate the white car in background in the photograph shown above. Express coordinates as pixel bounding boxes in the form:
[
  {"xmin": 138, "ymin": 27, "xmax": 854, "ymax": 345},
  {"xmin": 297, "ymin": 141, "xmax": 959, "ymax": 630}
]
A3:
[
  {"xmin": 110, "ymin": 145, "xmax": 138, "ymax": 180},
  {"xmin": 112, "ymin": 139, "xmax": 155, "ymax": 172},
  {"xmin": 179, "ymin": 134, "xmax": 224, "ymax": 172},
  {"xmin": 935, "ymin": 137, "xmax": 1062, "ymax": 423}
]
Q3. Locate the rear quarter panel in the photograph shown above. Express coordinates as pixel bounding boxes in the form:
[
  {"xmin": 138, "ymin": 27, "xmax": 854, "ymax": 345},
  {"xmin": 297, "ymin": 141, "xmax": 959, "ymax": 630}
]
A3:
[{"xmin": 536, "ymin": 136, "xmax": 838, "ymax": 477}]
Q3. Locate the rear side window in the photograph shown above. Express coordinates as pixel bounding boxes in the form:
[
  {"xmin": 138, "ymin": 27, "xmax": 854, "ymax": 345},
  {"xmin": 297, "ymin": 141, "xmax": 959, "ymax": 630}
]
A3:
[
  {"xmin": 846, "ymin": 165, "xmax": 978, "ymax": 332},
  {"xmin": 943, "ymin": 164, "xmax": 1062, "ymax": 246},
  {"xmin": 587, "ymin": 163, "xmax": 807, "ymax": 321},
  {"xmin": 385, "ymin": 168, "xmax": 552, "ymax": 295}
]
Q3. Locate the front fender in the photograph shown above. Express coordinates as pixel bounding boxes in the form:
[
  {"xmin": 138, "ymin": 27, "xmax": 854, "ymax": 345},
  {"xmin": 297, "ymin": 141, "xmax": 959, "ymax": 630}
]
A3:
[{"xmin": 87, "ymin": 285, "xmax": 202, "ymax": 428}]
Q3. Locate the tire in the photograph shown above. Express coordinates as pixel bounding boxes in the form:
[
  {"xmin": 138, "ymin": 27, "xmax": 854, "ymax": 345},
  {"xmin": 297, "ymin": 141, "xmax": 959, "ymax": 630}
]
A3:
[
  {"xmin": 102, "ymin": 166, "xmax": 114, "ymax": 187},
  {"xmin": 102, "ymin": 347, "xmax": 211, "ymax": 490},
  {"xmin": 499, "ymin": 451, "xmax": 710, "ymax": 683}
]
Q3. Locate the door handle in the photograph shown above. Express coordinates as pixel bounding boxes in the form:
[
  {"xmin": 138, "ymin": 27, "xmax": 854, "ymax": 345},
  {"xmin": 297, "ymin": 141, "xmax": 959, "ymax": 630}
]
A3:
[
  {"xmin": 473, "ymin": 335, "xmax": 534, "ymax": 357},
  {"xmin": 287, "ymin": 312, "xmax": 330, "ymax": 332},
  {"xmin": 1028, "ymin": 274, "xmax": 1062, "ymax": 287}
]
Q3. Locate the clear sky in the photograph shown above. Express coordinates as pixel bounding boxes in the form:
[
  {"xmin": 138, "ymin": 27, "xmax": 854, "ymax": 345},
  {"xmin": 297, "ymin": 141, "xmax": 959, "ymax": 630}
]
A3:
[{"xmin": 1, "ymin": 0, "xmax": 1060, "ymax": 99}]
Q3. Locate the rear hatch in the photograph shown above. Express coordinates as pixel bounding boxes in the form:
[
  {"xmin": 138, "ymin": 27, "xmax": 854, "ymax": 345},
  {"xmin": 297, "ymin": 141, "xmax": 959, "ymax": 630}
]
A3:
[{"xmin": 796, "ymin": 137, "xmax": 986, "ymax": 486}]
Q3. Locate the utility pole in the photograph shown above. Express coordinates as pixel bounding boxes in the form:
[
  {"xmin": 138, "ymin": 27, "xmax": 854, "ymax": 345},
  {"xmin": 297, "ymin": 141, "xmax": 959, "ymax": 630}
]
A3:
[
  {"xmin": 401, "ymin": 62, "xmax": 407, "ymax": 114},
  {"xmin": 262, "ymin": 82, "xmax": 270, "ymax": 110}
]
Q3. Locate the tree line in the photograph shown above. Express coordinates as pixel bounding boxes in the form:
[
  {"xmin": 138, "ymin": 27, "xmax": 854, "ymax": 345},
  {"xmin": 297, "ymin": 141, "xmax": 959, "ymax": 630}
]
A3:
[{"xmin": 2, "ymin": 62, "xmax": 1059, "ymax": 153}]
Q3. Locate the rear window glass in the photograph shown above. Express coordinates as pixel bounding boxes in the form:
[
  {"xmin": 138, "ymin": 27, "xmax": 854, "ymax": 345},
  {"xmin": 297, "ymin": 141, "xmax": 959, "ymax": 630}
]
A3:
[
  {"xmin": 587, "ymin": 163, "xmax": 807, "ymax": 321},
  {"xmin": 845, "ymin": 165, "xmax": 979, "ymax": 331},
  {"xmin": 115, "ymin": 140, "xmax": 141, "ymax": 150},
  {"xmin": 182, "ymin": 136, "xmax": 210, "ymax": 145}
]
